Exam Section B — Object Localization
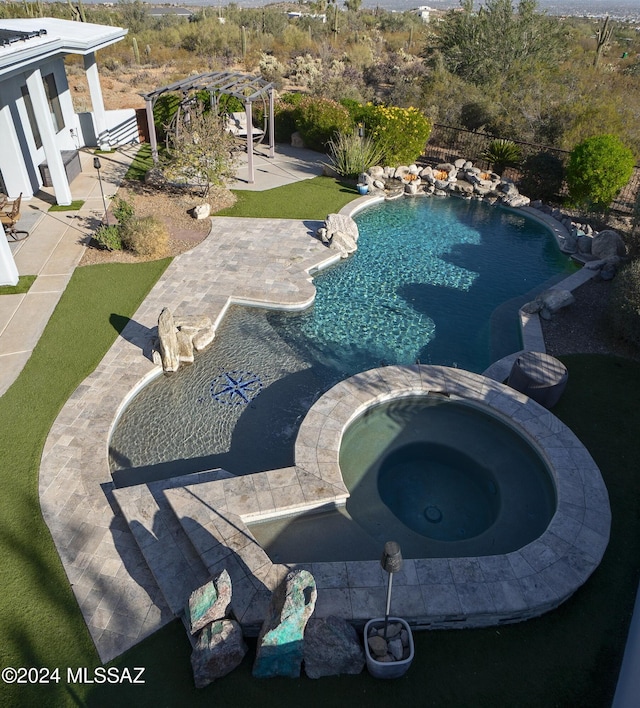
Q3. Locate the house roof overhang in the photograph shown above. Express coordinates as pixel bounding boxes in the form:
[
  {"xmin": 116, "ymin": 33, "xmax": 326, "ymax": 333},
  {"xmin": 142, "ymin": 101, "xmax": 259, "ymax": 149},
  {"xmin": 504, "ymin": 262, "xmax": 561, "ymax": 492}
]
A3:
[{"xmin": 0, "ymin": 18, "xmax": 126, "ymax": 80}]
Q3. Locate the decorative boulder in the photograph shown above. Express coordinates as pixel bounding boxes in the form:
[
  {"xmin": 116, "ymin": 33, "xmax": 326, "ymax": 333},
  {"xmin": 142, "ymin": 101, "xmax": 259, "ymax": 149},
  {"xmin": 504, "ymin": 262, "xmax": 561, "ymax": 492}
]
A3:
[
  {"xmin": 187, "ymin": 569, "xmax": 233, "ymax": 635},
  {"xmin": 252, "ymin": 569, "xmax": 317, "ymax": 679},
  {"xmin": 158, "ymin": 307, "xmax": 180, "ymax": 373},
  {"xmin": 291, "ymin": 131, "xmax": 305, "ymax": 149},
  {"xmin": 303, "ymin": 616, "xmax": 365, "ymax": 679},
  {"xmin": 192, "ymin": 203, "xmax": 211, "ymax": 220},
  {"xmin": 591, "ymin": 229, "xmax": 627, "ymax": 260},
  {"xmin": 191, "ymin": 620, "xmax": 248, "ymax": 688},
  {"xmin": 157, "ymin": 310, "xmax": 215, "ymax": 372},
  {"xmin": 537, "ymin": 288, "xmax": 575, "ymax": 314},
  {"xmin": 368, "ymin": 165, "xmax": 385, "ymax": 179},
  {"xmin": 322, "ymin": 213, "xmax": 359, "ymax": 259}
]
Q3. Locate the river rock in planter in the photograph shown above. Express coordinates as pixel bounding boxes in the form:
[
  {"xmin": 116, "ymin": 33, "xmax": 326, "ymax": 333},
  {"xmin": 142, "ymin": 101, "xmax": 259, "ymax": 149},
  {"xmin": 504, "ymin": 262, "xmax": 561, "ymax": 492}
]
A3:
[
  {"xmin": 158, "ymin": 307, "xmax": 180, "ymax": 373},
  {"xmin": 191, "ymin": 619, "xmax": 247, "ymax": 688},
  {"xmin": 366, "ymin": 622, "xmax": 411, "ymax": 663},
  {"xmin": 591, "ymin": 229, "xmax": 627, "ymax": 260},
  {"xmin": 187, "ymin": 569, "xmax": 233, "ymax": 635},
  {"xmin": 303, "ymin": 616, "xmax": 365, "ymax": 678},
  {"xmin": 252, "ymin": 569, "xmax": 317, "ymax": 678}
]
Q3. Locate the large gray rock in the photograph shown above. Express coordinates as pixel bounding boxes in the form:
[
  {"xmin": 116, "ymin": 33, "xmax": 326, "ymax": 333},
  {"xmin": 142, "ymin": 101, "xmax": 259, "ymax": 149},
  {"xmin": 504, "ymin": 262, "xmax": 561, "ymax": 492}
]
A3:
[
  {"xmin": 322, "ymin": 213, "xmax": 359, "ymax": 259},
  {"xmin": 252, "ymin": 569, "xmax": 317, "ymax": 678},
  {"xmin": 591, "ymin": 229, "xmax": 627, "ymax": 260},
  {"xmin": 304, "ymin": 616, "xmax": 365, "ymax": 679},
  {"xmin": 537, "ymin": 288, "xmax": 575, "ymax": 314},
  {"xmin": 187, "ymin": 569, "xmax": 233, "ymax": 635},
  {"xmin": 158, "ymin": 307, "xmax": 180, "ymax": 373},
  {"xmin": 191, "ymin": 619, "xmax": 247, "ymax": 688}
]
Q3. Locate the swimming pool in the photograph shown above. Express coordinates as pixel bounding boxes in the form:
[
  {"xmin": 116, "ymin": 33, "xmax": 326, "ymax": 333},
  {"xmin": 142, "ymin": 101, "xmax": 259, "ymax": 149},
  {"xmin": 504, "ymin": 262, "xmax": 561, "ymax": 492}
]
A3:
[{"xmin": 109, "ymin": 198, "xmax": 573, "ymax": 483}]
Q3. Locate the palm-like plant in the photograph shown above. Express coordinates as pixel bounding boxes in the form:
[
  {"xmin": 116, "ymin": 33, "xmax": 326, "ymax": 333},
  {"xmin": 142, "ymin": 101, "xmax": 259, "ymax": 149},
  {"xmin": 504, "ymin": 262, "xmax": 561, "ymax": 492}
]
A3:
[{"xmin": 481, "ymin": 139, "xmax": 522, "ymax": 175}]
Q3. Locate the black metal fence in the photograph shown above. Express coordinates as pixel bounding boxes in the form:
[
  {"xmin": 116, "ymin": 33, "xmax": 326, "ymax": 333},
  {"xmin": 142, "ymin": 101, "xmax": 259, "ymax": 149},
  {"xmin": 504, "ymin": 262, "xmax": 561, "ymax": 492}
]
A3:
[{"xmin": 421, "ymin": 123, "xmax": 640, "ymax": 216}]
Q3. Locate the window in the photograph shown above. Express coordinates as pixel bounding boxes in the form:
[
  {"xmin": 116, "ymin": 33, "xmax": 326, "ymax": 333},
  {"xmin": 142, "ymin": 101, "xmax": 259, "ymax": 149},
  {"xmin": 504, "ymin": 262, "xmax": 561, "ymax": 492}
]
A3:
[
  {"xmin": 43, "ymin": 72, "xmax": 64, "ymax": 133},
  {"xmin": 20, "ymin": 85, "xmax": 42, "ymax": 149}
]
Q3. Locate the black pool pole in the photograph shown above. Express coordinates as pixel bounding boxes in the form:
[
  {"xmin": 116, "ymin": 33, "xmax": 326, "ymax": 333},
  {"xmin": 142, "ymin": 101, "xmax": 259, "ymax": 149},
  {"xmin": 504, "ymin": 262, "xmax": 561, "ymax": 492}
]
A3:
[{"xmin": 381, "ymin": 541, "xmax": 403, "ymax": 640}]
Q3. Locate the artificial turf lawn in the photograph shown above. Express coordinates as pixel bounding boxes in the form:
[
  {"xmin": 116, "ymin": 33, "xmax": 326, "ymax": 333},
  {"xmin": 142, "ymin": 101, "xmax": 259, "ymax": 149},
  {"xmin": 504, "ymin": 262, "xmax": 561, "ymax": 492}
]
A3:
[
  {"xmin": 0, "ymin": 275, "xmax": 36, "ymax": 295},
  {"xmin": 0, "ymin": 259, "xmax": 170, "ymax": 708},
  {"xmin": 217, "ymin": 175, "xmax": 358, "ymax": 220}
]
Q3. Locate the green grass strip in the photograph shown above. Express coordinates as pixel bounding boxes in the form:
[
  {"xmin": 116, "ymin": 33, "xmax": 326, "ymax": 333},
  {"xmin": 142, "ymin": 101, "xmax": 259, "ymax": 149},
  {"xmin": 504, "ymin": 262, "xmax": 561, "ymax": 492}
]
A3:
[
  {"xmin": 0, "ymin": 275, "xmax": 36, "ymax": 295},
  {"xmin": 124, "ymin": 143, "xmax": 154, "ymax": 182},
  {"xmin": 48, "ymin": 200, "xmax": 85, "ymax": 212},
  {"xmin": 217, "ymin": 176, "xmax": 358, "ymax": 220},
  {"xmin": 0, "ymin": 259, "xmax": 170, "ymax": 708}
]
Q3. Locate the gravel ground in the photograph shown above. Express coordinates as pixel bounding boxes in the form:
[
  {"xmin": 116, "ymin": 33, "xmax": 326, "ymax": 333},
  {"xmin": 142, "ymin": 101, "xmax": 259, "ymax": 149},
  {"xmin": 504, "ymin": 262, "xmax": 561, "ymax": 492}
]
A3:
[
  {"xmin": 541, "ymin": 277, "xmax": 639, "ymax": 360},
  {"xmin": 79, "ymin": 184, "xmax": 236, "ymax": 266}
]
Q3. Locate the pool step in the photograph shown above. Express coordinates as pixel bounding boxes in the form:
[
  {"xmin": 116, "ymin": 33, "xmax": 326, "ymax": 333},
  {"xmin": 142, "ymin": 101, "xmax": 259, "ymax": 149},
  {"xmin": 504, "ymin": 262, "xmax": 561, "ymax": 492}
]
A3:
[
  {"xmin": 164, "ymin": 481, "xmax": 277, "ymax": 634},
  {"xmin": 112, "ymin": 469, "xmax": 236, "ymax": 620}
]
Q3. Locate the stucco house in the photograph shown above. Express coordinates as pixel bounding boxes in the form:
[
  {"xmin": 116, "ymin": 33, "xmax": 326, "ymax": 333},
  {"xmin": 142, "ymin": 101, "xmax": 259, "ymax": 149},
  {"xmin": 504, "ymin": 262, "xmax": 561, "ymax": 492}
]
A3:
[{"xmin": 0, "ymin": 17, "xmax": 129, "ymax": 284}]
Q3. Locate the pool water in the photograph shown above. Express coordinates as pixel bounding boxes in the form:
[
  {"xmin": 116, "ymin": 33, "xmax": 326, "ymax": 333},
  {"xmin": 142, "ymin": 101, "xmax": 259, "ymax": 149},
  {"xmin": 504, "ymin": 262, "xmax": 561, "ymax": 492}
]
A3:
[
  {"xmin": 251, "ymin": 396, "xmax": 557, "ymax": 562},
  {"xmin": 109, "ymin": 198, "xmax": 573, "ymax": 484}
]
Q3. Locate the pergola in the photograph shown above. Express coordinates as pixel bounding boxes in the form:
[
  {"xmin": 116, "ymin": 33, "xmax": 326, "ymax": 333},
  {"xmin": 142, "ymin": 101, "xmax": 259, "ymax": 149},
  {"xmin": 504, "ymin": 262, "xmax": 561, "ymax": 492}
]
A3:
[{"xmin": 140, "ymin": 71, "xmax": 275, "ymax": 184}]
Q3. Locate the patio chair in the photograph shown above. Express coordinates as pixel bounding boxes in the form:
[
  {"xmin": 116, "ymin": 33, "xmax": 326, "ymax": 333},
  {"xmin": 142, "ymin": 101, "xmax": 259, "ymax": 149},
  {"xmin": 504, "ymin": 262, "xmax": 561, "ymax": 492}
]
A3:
[
  {"xmin": 1, "ymin": 193, "xmax": 28, "ymax": 241},
  {"xmin": 225, "ymin": 111, "xmax": 265, "ymax": 142}
]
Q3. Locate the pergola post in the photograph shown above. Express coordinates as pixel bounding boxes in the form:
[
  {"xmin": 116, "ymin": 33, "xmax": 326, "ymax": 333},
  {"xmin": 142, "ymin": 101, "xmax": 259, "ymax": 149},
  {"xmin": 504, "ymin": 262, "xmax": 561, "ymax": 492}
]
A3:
[
  {"xmin": 145, "ymin": 97, "xmax": 158, "ymax": 164},
  {"xmin": 245, "ymin": 99, "xmax": 254, "ymax": 184},
  {"xmin": 268, "ymin": 87, "xmax": 275, "ymax": 159}
]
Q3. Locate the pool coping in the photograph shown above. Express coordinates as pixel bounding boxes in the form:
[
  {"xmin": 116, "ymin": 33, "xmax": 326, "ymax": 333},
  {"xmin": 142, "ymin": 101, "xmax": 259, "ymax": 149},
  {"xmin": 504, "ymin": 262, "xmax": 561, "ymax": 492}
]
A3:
[
  {"xmin": 39, "ymin": 205, "xmax": 605, "ymax": 662},
  {"xmin": 160, "ymin": 365, "xmax": 610, "ymax": 632}
]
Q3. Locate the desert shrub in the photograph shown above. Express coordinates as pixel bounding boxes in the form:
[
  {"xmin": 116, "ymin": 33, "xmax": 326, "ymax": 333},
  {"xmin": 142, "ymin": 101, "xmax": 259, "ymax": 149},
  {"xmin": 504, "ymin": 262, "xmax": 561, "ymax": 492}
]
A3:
[
  {"xmin": 518, "ymin": 152, "xmax": 566, "ymax": 202},
  {"xmin": 293, "ymin": 97, "xmax": 353, "ymax": 152},
  {"xmin": 608, "ymin": 259, "xmax": 640, "ymax": 349},
  {"xmin": 93, "ymin": 224, "xmax": 122, "ymax": 251},
  {"xmin": 325, "ymin": 130, "xmax": 385, "ymax": 178},
  {"xmin": 111, "ymin": 195, "xmax": 135, "ymax": 228},
  {"xmin": 363, "ymin": 104, "xmax": 431, "ymax": 165},
  {"xmin": 566, "ymin": 134, "xmax": 636, "ymax": 211},
  {"xmin": 481, "ymin": 139, "xmax": 522, "ymax": 175},
  {"xmin": 121, "ymin": 216, "xmax": 169, "ymax": 258}
]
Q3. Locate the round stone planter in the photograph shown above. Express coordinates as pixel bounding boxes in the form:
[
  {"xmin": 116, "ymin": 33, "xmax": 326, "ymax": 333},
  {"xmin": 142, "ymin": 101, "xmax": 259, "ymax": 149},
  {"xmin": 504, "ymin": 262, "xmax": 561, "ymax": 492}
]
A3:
[
  {"xmin": 357, "ymin": 183, "xmax": 369, "ymax": 195},
  {"xmin": 364, "ymin": 617, "xmax": 414, "ymax": 679}
]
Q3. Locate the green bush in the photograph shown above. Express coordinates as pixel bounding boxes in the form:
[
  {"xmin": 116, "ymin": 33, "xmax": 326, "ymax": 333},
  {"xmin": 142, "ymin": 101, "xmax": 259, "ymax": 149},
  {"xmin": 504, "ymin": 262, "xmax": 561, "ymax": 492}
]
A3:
[
  {"xmin": 481, "ymin": 139, "xmax": 522, "ymax": 175},
  {"xmin": 293, "ymin": 96, "xmax": 353, "ymax": 152},
  {"xmin": 254, "ymin": 92, "xmax": 303, "ymax": 144},
  {"xmin": 111, "ymin": 195, "xmax": 135, "ymax": 227},
  {"xmin": 518, "ymin": 152, "xmax": 565, "ymax": 202},
  {"xmin": 325, "ymin": 131, "xmax": 385, "ymax": 179},
  {"xmin": 608, "ymin": 259, "xmax": 640, "ymax": 349},
  {"xmin": 93, "ymin": 224, "xmax": 122, "ymax": 251},
  {"xmin": 566, "ymin": 134, "xmax": 636, "ymax": 210},
  {"xmin": 121, "ymin": 216, "xmax": 169, "ymax": 259},
  {"xmin": 363, "ymin": 104, "xmax": 431, "ymax": 166}
]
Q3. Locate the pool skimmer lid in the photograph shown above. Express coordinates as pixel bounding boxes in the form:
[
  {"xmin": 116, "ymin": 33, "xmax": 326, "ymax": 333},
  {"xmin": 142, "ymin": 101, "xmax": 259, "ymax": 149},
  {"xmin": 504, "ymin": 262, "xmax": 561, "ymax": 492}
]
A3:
[{"xmin": 210, "ymin": 370, "xmax": 263, "ymax": 405}]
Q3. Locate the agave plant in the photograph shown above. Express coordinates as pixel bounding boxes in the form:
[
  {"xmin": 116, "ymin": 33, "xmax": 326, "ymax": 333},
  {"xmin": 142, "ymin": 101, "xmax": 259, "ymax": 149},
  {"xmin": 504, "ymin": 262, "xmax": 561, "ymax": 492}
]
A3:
[
  {"xmin": 481, "ymin": 139, "xmax": 522, "ymax": 175},
  {"xmin": 325, "ymin": 131, "xmax": 385, "ymax": 180}
]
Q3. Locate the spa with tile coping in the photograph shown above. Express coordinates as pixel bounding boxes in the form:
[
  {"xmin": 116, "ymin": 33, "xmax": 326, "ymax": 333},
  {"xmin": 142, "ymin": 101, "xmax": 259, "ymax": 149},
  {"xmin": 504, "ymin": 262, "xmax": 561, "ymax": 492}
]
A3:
[
  {"xmin": 39, "ymin": 207, "xmax": 608, "ymax": 663},
  {"xmin": 156, "ymin": 364, "xmax": 610, "ymax": 634}
]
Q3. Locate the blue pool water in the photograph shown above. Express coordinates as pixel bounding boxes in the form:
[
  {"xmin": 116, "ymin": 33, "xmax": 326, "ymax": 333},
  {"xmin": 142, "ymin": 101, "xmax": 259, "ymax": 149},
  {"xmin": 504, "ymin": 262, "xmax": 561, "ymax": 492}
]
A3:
[
  {"xmin": 272, "ymin": 197, "xmax": 572, "ymax": 372},
  {"xmin": 109, "ymin": 198, "xmax": 573, "ymax": 483}
]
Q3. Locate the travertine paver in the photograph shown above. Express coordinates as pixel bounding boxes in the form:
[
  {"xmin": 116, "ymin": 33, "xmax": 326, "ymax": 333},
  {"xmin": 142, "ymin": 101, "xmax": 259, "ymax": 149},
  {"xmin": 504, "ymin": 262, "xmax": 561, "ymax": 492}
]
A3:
[
  {"xmin": 39, "ymin": 217, "xmax": 339, "ymax": 661},
  {"xmin": 39, "ymin": 204, "xmax": 611, "ymax": 663}
]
